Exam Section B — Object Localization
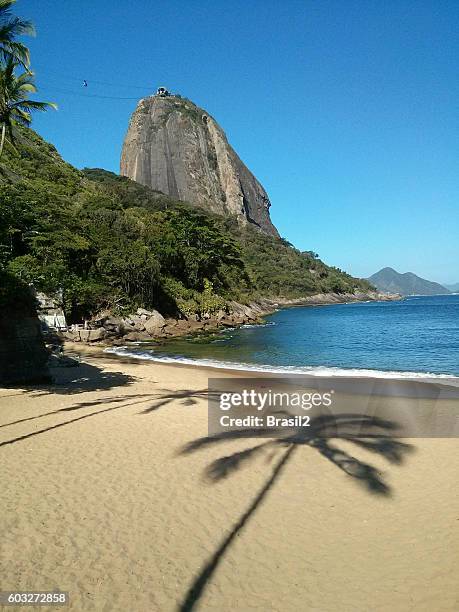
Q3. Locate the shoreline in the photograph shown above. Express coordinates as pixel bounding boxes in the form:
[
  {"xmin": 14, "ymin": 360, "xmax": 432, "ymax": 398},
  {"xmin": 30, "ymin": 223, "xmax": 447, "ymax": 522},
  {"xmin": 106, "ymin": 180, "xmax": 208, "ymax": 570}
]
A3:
[
  {"xmin": 60, "ymin": 290, "xmax": 401, "ymax": 346},
  {"xmin": 63, "ymin": 340, "xmax": 459, "ymax": 384}
]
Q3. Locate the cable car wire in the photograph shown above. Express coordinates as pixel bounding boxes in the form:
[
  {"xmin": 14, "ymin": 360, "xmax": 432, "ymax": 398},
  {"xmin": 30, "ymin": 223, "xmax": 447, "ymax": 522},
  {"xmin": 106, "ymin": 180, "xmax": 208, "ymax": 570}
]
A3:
[{"xmin": 38, "ymin": 85, "xmax": 148, "ymax": 101}]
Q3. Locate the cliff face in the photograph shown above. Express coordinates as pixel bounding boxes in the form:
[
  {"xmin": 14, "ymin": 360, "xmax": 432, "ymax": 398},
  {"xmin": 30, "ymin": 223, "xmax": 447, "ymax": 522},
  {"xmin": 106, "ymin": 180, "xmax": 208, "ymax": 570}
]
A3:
[{"xmin": 120, "ymin": 94, "xmax": 279, "ymax": 236}]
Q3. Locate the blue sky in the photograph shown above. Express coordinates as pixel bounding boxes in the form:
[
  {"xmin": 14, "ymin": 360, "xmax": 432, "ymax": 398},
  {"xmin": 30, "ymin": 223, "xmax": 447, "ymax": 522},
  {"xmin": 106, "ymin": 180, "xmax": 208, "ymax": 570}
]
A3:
[{"xmin": 21, "ymin": 0, "xmax": 458, "ymax": 284}]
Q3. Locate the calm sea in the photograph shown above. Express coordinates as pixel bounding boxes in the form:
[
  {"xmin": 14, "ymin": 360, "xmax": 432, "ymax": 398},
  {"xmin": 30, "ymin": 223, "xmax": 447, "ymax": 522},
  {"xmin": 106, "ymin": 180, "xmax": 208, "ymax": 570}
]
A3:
[{"xmin": 109, "ymin": 294, "xmax": 459, "ymax": 378}]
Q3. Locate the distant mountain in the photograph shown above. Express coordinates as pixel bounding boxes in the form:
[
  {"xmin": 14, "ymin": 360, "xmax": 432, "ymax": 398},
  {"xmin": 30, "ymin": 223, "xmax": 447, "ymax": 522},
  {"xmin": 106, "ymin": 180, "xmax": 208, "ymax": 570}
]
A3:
[
  {"xmin": 445, "ymin": 282, "xmax": 459, "ymax": 292},
  {"xmin": 368, "ymin": 267, "xmax": 451, "ymax": 296}
]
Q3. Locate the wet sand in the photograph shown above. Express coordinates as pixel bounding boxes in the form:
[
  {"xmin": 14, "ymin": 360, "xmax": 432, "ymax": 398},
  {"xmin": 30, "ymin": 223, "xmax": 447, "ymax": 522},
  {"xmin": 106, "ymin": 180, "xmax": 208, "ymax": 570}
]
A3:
[{"xmin": 1, "ymin": 353, "xmax": 458, "ymax": 611}]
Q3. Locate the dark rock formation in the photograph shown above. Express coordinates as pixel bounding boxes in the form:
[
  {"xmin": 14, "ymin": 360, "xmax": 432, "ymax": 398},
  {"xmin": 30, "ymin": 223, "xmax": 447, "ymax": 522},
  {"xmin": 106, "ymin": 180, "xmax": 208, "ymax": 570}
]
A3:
[
  {"xmin": 0, "ymin": 307, "xmax": 50, "ymax": 385},
  {"xmin": 120, "ymin": 93, "xmax": 279, "ymax": 236}
]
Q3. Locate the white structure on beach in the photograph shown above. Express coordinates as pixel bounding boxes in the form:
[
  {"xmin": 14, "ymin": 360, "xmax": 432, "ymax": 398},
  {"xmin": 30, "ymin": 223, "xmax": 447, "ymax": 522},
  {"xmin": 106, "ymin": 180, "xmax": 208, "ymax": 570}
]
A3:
[{"xmin": 34, "ymin": 290, "xmax": 68, "ymax": 331}]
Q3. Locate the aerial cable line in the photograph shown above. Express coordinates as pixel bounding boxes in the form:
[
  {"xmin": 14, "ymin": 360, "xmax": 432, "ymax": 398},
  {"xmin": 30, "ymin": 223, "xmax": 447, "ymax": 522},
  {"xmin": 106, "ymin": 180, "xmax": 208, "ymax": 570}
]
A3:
[
  {"xmin": 38, "ymin": 73, "xmax": 157, "ymax": 91},
  {"xmin": 38, "ymin": 85, "xmax": 147, "ymax": 101}
]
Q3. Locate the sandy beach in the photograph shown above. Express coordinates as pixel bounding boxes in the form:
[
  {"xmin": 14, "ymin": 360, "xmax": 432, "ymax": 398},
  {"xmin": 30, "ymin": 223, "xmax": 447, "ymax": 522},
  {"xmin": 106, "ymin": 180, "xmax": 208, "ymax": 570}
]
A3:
[{"xmin": 1, "ymin": 351, "xmax": 458, "ymax": 611}]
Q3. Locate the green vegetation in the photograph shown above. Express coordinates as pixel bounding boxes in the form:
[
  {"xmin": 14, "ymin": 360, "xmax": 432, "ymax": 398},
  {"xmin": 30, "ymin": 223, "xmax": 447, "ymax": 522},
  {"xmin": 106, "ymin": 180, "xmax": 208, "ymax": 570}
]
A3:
[
  {"xmin": 0, "ymin": 0, "xmax": 35, "ymax": 67},
  {"xmin": 0, "ymin": 267, "xmax": 35, "ymax": 311},
  {"xmin": 231, "ymin": 223, "xmax": 370, "ymax": 298},
  {"xmin": 0, "ymin": 4, "xmax": 373, "ymax": 321},
  {"xmin": 0, "ymin": 59, "xmax": 56, "ymax": 157},
  {"xmin": 0, "ymin": 126, "xmax": 373, "ymax": 323}
]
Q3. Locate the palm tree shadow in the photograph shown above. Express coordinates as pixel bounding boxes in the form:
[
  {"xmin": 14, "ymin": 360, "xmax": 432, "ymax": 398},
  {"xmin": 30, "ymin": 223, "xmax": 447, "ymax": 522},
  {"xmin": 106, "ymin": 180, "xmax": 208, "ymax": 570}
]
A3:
[
  {"xmin": 177, "ymin": 412, "xmax": 414, "ymax": 611},
  {"xmin": 17, "ymin": 361, "xmax": 138, "ymax": 395},
  {"xmin": 139, "ymin": 389, "xmax": 213, "ymax": 414},
  {"xmin": 179, "ymin": 444, "xmax": 295, "ymax": 612}
]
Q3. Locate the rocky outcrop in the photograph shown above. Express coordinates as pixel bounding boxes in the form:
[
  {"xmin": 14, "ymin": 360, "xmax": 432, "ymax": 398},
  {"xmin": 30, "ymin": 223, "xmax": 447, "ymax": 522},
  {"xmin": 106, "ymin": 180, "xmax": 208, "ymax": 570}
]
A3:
[
  {"xmin": 143, "ymin": 310, "xmax": 166, "ymax": 335},
  {"xmin": 63, "ymin": 308, "xmax": 166, "ymax": 343},
  {"xmin": 120, "ymin": 93, "xmax": 279, "ymax": 236},
  {"xmin": 275, "ymin": 291, "xmax": 401, "ymax": 306},
  {"xmin": 0, "ymin": 309, "xmax": 50, "ymax": 385},
  {"xmin": 61, "ymin": 291, "xmax": 400, "ymax": 347}
]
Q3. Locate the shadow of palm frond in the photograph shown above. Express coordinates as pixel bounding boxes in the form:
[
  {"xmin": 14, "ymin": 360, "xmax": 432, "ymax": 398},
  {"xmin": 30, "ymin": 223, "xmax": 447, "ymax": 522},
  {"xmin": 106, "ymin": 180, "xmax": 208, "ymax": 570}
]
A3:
[
  {"xmin": 182, "ymin": 412, "xmax": 412, "ymax": 495},
  {"xmin": 177, "ymin": 411, "xmax": 413, "ymax": 611},
  {"xmin": 140, "ymin": 388, "xmax": 413, "ymax": 495},
  {"xmin": 179, "ymin": 444, "xmax": 295, "ymax": 612},
  {"xmin": 21, "ymin": 362, "xmax": 138, "ymax": 395},
  {"xmin": 139, "ymin": 388, "xmax": 219, "ymax": 414}
]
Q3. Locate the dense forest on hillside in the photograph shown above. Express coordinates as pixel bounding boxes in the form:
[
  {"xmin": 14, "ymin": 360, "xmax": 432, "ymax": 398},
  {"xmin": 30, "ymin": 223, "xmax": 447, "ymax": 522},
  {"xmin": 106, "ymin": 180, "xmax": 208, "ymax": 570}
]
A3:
[{"xmin": 0, "ymin": 127, "xmax": 373, "ymax": 322}]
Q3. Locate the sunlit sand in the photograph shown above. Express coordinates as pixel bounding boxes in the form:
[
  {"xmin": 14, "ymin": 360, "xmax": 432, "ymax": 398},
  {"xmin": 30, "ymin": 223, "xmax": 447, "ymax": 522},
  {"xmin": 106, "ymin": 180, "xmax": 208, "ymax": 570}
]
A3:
[{"xmin": 1, "ymin": 353, "xmax": 458, "ymax": 611}]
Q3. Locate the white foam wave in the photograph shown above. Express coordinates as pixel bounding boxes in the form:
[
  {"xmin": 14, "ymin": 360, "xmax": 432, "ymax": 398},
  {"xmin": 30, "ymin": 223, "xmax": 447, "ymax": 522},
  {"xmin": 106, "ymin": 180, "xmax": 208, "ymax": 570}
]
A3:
[
  {"xmin": 104, "ymin": 346, "xmax": 457, "ymax": 380},
  {"xmin": 240, "ymin": 321, "xmax": 276, "ymax": 329}
]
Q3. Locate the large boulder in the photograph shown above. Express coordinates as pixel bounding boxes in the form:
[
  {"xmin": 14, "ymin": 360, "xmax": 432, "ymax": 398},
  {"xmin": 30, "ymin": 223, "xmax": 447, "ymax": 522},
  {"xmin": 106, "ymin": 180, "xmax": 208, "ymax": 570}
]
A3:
[
  {"xmin": 102, "ymin": 316, "xmax": 124, "ymax": 335},
  {"xmin": 136, "ymin": 307, "xmax": 153, "ymax": 317},
  {"xmin": 63, "ymin": 329, "xmax": 80, "ymax": 341},
  {"xmin": 144, "ymin": 310, "xmax": 166, "ymax": 336},
  {"xmin": 79, "ymin": 328, "xmax": 107, "ymax": 342},
  {"xmin": 123, "ymin": 331, "xmax": 151, "ymax": 342},
  {"xmin": 122, "ymin": 315, "xmax": 146, "ymax": 331},
  {"xmin": 0, "ymin": 278, "xmax": 50, "ymax": 384}
]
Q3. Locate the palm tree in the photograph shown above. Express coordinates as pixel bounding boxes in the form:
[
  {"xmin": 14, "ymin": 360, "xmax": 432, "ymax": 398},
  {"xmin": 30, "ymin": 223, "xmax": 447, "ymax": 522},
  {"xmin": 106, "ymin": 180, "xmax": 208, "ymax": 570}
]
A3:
[
  {"xmin": 0, "ymin": 59, "xmax": 56, "ymax": 158},
  {"xmin": 0, "ymin": 0, "xmax": 34, "ymax": 67}
]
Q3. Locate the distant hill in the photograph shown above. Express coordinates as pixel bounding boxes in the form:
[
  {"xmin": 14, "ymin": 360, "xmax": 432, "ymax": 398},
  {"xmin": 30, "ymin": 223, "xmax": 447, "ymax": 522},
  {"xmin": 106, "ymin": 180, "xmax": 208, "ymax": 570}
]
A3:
[
  {"xmin": 368, "ymin": 268, "xmax": 451, "ymax": 296},
  {"xmin": 445, "ymin": 282, "xmax": 459, "ymax": 292}
]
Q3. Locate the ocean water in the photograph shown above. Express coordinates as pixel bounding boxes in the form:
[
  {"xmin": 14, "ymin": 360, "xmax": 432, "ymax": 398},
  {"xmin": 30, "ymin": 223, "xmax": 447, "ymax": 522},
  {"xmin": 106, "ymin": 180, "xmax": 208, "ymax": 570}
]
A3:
[{"xmin": 107, "ymin": 294, "xmax": 459, "ymax": 378}]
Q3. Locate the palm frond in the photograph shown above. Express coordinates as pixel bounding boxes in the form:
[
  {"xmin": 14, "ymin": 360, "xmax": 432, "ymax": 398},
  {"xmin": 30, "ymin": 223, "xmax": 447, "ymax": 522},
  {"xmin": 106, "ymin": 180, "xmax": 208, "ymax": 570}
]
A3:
[
  {"xmin": 0, "ymin": 2, "xmax": 35, "ymax": 67},
  {"xmin": 0, "ymin": 16, "xmax": 35, "ymax": 37},
  {"xmin": 11, "ymin": 106, "xmax": 31, "ymax": 125},
  {"xmin": 0, "ymin": 39, "xmax": 31, "ymax": 66},
  {"xmin": 0, "ymin": 61, "xmax": 56, "ymax": 157},
  {"xmin": 0, "ymin": 0, "xmax": 15, "ymax": 16},
  {"xmin": 16, "ymin": 99, "xmax": 57, "ymax": 112},
  {"xmin": 16, "ymin": 71, "xmax": 36, "ymax": 88}
]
